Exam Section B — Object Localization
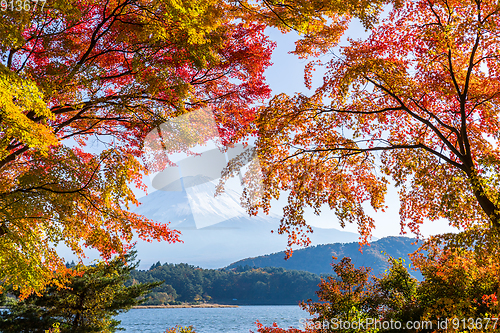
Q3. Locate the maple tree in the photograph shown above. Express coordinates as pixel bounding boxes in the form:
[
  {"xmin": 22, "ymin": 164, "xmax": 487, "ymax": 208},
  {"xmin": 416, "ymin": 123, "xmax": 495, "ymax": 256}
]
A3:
[
  {"xmin": 225, "ymin": 0, "xmax": 500, "ymax": 248},
  {"xmin": 0, "ymin": 0, "xmax": 274, "ymax": 296},
  {"xmin": 303, "ymin": 257, "xmax": 373, "ymax": 326},
  {"xmin": 411, "ymin": 228, "xmax": 500, "ymax": 325}
]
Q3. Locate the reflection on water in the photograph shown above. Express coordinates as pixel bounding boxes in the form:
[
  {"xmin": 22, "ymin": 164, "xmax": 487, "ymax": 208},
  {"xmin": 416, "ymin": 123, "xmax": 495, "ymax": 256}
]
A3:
[{"xmin": 116, "ymin": 305, "xmax": 310, "ymax": 333}]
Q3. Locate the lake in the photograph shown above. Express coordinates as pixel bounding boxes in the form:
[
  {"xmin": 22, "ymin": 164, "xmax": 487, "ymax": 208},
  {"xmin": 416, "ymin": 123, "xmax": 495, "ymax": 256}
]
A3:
[{"xmin": 116, "ymin": 305, "xmax": 311, "ymax": 333}]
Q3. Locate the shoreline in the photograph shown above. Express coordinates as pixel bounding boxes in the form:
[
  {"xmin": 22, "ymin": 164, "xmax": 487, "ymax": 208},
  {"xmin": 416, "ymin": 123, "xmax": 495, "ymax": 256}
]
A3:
[{"xmin": 133, "ymin": 304, "xmax": 238, "ymax": 309}]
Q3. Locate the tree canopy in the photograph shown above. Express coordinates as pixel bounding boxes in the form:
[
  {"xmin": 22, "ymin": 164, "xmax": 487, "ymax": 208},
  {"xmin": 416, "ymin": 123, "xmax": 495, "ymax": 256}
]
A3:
[
  {"xmin": 224, "ymin": 0, "xmax": 500, "ymax": 249},
  {"xmin": 0, "ymin": 0, "xmax": 274, "ymax": 296},
  {"xmin": 129, "ymin": 262, "xmax": 321, "ymax": 305}
]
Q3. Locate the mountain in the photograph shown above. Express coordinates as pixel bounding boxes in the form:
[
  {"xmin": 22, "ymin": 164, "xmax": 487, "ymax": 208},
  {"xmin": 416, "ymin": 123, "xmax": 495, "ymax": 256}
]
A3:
[
  {"xmin": 131, "ymin": 179, "xmax": 362, "ymax": 269},
  {"xmin": 226, "ymin": 236, "xmax": 423, "ymax": 280}
]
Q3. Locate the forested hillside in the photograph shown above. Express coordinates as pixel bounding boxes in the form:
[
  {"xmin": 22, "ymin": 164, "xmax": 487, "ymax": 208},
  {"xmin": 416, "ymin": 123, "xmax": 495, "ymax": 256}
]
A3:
[
  {"xmin": 227, "ymin": 237, "xmax": 422, "ymax": 279},
  {"xmin": 128, "ymin": 264, "xmax": 321, "ymax": 305}
]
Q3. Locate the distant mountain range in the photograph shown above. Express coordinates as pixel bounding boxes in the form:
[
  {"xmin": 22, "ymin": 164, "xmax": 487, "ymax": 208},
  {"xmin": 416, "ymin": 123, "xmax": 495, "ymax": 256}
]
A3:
[
  {"xmin": 131, "ymin": 180, "xmax": 362, "ymax": 269},
  {"xmin": 226, "ymin": 236, "xmax": 423, "ymax": 280}
]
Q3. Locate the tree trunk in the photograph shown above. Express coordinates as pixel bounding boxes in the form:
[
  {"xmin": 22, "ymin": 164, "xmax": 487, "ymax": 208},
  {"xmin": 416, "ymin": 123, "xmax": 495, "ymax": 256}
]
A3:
[
  {"xmin": 472, "ymin": 183, "xmax": 500, "ymax": 230},
  {"xmin": 0, "ymin": 223, "xmax": 7, "ymax": 237}
]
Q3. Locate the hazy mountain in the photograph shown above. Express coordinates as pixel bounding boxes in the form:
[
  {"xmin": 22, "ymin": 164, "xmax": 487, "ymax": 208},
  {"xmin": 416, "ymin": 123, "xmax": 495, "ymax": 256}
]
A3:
[
  {"xmin": 226, "ymin": 236, "xmax": 423, "ymax": 280},
  {"xmin": 131, "ymin": 180, "xmax": 362, "ymax": 269}
]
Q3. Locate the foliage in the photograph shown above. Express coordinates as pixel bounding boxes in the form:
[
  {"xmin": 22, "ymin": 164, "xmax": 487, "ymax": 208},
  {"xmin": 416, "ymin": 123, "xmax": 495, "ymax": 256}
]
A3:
[
  {"xmin": 412, "ymin": 227, "xmax": 500, "ymax": 327},
  {"xmin": 164, "ymin": 326, "xmax": 196, "ymax": 333},
  {"xmin": 3, "ymin": 0, "xmax": 500, "ymax": 330},
  {"xmin": 302, "ymin": 257, "xmax": 373, "ymax": 325},
  {"xmin": 128, "ymin": 263, "xmax": 321, "ymax": 305},
  {"xmin": 44, "ymin": 323, "xmax": 61, "ymax": 333},
  {"xmin": 223, "ymin": 0, "xmax": 500, "ymax": 251},
  {"xmin": 0, "ymin": 0, "xmax": 274, "ymax": 296},
  {"xmin": 252, "ymin": 321, "xmax": 315, "ymax": 333},
  {"xmin": 0, "ymin": 251, "xmax": 160, "ymax": 333},
  {"xmin": 367, "ymin": 257, "xmax": 420, "ymax": 331},
  {"xmin": 257, "ymin": 232, "xmax": 500, "ymax": 332}
]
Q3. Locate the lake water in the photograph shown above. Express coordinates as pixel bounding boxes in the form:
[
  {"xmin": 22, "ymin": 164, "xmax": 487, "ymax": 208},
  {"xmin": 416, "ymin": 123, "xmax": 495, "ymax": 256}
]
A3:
[{"xmin": 116, "ymin": 305, "xmax": 311, "ymax": 333}]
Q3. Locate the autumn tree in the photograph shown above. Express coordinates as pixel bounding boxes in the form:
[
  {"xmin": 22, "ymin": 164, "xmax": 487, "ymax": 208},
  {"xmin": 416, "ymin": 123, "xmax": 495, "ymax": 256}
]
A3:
[
  {"xmin": 367, "ymin": 257, "xmax": 420, "ymax": 331},
  {"xmin": 225, "ymin": 0, "xmax": 500, "ymax": 247},
  {"xmin": 0, "ymin": 0, "xmax": 274, "ymax": 296},
  {"xmin": 303, "ymin": 257, "xmax": 372, "ymax": 325},
  {"xmin": 411, "ymin": 227, "xmax": 500, "ymax": 325}
]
